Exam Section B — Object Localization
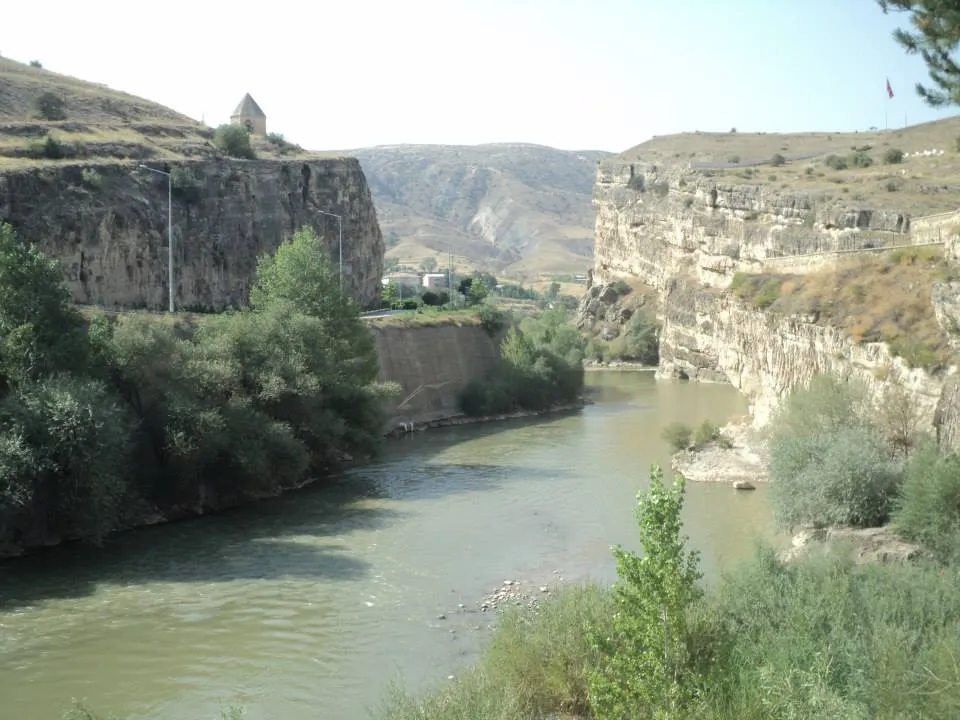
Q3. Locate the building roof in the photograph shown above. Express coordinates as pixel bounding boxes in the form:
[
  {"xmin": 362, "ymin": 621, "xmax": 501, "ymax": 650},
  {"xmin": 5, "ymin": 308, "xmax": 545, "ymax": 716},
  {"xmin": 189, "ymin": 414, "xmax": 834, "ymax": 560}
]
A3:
[{"xmin": 232, "ymin": 93, "xmax": 265, "ymax": 118}]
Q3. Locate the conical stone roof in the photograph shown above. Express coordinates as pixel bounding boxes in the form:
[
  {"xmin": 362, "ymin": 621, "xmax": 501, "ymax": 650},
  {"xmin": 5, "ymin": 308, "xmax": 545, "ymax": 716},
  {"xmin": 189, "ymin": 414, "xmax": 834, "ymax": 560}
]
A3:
[{"xmin": 232, "ymin": 93, "xmax": 265, "ymax": 118}]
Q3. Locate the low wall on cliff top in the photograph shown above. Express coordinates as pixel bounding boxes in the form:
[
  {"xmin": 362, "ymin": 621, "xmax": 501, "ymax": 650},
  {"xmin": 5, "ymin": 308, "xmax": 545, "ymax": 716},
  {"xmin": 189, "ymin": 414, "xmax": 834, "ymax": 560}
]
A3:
[{"xmin": 371, "ymin": 321, "xmax": 502, "ymax": 426}]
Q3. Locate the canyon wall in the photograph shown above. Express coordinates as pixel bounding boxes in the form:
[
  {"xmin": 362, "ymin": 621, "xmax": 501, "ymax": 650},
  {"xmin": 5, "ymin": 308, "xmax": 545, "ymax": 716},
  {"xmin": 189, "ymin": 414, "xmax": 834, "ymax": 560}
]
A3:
[
  {"xmin": 584, "ymin": 159, "xmax": 956, "ymax": 430},
  {"xmin": 0, "ymin": 157, "xmax": 384, "ymax": 309},
  {"xmin": 371, "ymin": 320, "xmax": 502, "ymax": 426}
]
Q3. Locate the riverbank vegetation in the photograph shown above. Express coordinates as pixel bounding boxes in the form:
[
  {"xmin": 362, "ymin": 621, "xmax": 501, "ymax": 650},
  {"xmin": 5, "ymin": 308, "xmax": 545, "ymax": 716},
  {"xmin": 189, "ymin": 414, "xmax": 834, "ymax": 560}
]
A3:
[
  {"xmin": 457, "ymin": 306, "xmax": 585, "ymax": 416},
  {"xmin": 384, "ymin": 374, "xmax": 960, "ymax": 719},
  {"xmin": 0, "ymin": 223, "xmax": 397, "ymax": 552}
]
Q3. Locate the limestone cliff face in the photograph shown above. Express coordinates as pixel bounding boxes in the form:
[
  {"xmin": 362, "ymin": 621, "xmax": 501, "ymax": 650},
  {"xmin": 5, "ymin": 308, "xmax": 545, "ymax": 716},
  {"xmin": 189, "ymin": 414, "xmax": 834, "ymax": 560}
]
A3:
[
  {"xmin": 593, "ymin": 161, "xmax": 909, "ymax": 292},
  {"xmin": 586, "ymin": 159, "xmax": 952, "ymax": 430},
  {"xmin": 371, "ymin": 321, "xmax": 502, "ymax": 426},
  {"xmin": 0, "ymin": 157, "xmax": 383, "ymax": 309},
  {"xmin": 657, "ymin": 277, "xmax": 944, "ymax": 426}
]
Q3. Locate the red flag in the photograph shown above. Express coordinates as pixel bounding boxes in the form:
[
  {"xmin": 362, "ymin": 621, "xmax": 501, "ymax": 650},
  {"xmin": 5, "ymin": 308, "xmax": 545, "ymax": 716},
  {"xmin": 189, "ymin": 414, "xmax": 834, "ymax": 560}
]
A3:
[{"xmin": 886, "ymin": 78, "xmax": 895, "ymax": 99}]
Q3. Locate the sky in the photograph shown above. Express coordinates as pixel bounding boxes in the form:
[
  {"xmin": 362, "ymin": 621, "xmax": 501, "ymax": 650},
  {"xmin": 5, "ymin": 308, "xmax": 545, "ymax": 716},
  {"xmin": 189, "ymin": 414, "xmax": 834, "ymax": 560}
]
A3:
[{"xmin": 1, "ymin": 0, "xmax": 957, "ymax": 153}]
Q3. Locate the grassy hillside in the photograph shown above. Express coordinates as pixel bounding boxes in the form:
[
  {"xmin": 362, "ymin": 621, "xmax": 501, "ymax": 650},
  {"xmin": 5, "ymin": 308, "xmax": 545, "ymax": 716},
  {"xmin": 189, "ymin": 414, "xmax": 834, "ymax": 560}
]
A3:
[
  {"xmin": 346, "ymin": 143, "xmax": 611, "ymax": 279},
  {"xmin": 619, "ymin": 117, "xmax": 960, "ymax": 216},
  {"xmin": 0, "ymin": 57, "xmax": 316, "ymax": 167}
]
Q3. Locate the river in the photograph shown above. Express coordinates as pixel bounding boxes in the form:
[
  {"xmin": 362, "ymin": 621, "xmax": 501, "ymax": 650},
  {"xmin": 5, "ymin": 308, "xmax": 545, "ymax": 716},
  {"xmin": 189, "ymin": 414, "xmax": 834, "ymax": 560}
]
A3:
[{"xmin": 0, "ymin": 372, "xmax": 780, "ymax": 720}]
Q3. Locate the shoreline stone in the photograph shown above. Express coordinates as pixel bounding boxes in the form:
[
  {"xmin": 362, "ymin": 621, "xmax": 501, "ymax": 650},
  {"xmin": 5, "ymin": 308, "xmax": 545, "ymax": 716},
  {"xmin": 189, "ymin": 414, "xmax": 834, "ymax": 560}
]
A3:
[
  {"xmin": 780, "ymin": 525, "xmax": 922, "ymax": 565},
  {"xmin": 671, "ymin": 420, "xmax": 770, "ymax": 486}
]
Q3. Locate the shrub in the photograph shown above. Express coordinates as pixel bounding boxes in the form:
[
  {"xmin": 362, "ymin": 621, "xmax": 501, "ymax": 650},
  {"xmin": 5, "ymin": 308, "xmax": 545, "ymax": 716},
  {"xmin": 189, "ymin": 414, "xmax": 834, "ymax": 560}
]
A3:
[
  {"xmin": 884, "ymin": 147, "xmax": 905, "ymax": 164},
  {"xmin": 477, "ymin": 303, "xmax": 508, "ymax": 337},
  {"xmin": 662, "ymin": 421, "xmax": 693, "ymax": 451},
  {"xmin": 768, "ymin": 375, "xmax": 903, "ymax": 529},
  {"xmin": 893, "ymin": 442, "xmax": 960, "ymax": 562},
  {"xmin": 611, "ymin": 279, "xmax": 631, "ymax": 295},
  {"xmin": 825, "ymin": 154, "xmax": 848, "ymax": 170},
  {"xmin": 33, "ymin": 91, "xmax": 65, "ymax": 120},
  {"xmin": 457, "ymin": 308, "xmax": 585, "ymax": 416},
  {"xmin": 770, "ymin": 153, "xmax": 786, "ymax": 166},
  {"xmin": 693, "ymin": 419, "xmax": 720, "ymax": 447},
  {"xmin": 605, "ymin": 310, "xmax": 659, "ymax": 365},
  {"xmin": 213, "ymin": 124, "xmax": 255, "ymax": 159},
  {"xmin": 850, "ymin": 150, "xmax": 874, "ymax": 168},
  {"xmin": 170, "ymin": 166, "xmax": 203, "ymax": 204},
  {"xmin": 727, "ymin": 155, "xmax": 741, "ymax": 164}
]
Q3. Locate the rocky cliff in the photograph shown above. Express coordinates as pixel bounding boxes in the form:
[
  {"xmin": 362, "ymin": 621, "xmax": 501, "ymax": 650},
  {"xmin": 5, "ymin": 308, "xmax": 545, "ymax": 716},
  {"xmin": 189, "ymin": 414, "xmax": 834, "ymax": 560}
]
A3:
[
  {"xmin": 0, "ymin": 157, "xmax": 384, "ymax": 310},
  {"xmin": 370, "ymin": 319, "xmax": 502, "ymax": 427},
  {"xmin": 583, "ymin": 151, "xmax": 960, "ymax": 431}
]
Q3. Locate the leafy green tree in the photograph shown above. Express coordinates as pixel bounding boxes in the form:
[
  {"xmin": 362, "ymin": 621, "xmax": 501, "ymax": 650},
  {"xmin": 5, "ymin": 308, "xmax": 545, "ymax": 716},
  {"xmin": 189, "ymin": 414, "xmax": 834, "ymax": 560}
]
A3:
[
  {"xmin": 381, "ymin": 282, "xmax": 400, "ymax": 308},
  {"xmin": 0, "ymin": 374, "xmax": 133, "ymax": 542},
  {"xmin": 251, "ymin": 227, "xmax": 379, "ymax": 385},
  {"xmin": 213, "ymin": 124, "xmax": 256, "ymax": 159},
  {"xmin": 420, "ymin": 256, "xmax": 438, "ymax": 272},
  {"xmin": 590, "ymin": 466, "xmax": 704, "ymax": 719},
  {"xmin": 878, "ymin": 0, "xmax": 960, "ymax": 106},
  {"xmin": 0, "ymin": 223, "xmax": 89, "ymax": 389}
]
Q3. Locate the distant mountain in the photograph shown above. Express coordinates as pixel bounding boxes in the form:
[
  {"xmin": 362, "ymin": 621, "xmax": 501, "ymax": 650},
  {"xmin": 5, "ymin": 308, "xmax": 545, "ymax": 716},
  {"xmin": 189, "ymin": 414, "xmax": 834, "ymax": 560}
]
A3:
[{"xmin": 346, "ymin": 143, "xmax": 612, "ymax": 278}]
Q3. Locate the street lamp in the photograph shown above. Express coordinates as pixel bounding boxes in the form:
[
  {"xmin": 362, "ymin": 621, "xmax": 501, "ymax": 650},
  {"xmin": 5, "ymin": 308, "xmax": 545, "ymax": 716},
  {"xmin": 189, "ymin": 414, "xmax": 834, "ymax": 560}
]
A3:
[
  {"xmin": 316, "ymin": 209, "xmax": 343, "ymax": 294},
  {"xmin": 138, "ymin": 164, "xmax": 174, "ymax": 313}
]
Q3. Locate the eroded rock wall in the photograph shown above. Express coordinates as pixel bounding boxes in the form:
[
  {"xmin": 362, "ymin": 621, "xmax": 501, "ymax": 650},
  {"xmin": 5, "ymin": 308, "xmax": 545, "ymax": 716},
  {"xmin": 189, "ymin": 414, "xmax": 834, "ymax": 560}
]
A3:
[
  {"xmin": 0, "ymin": 157, "xmax": 384, "ymax": 309},
  {"xmin": 585, "ymin": 159, "xmax": 953, "ymax": 431}
]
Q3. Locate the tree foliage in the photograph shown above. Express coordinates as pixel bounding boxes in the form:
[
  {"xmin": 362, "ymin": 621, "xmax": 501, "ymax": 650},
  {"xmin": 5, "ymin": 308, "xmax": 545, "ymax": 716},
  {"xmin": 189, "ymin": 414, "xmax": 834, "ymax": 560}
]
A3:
[
  {"xmin": 0, "ymin": 222, "xmax": 394, "ymax": 551},
  {"xmin": 768, "ymin": 374, "xmax": 904, "ymax": 530},
  {"xmin": 457, "ymin": 307, "xmax": 585, "ymax": 416},
  {"xmin": 879, "ymin": 0, "xmax": 960, "ymax": 106},
  {"xmin": 590, "ymin": 467, "xmax": 704, "ymax": 719}
]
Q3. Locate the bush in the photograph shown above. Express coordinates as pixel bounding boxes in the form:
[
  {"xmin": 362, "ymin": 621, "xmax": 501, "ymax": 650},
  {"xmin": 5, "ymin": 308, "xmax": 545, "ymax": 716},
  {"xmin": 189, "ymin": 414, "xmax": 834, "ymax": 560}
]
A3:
[
  {"xmin": 457, "ymin": 308, "xmax": 585, "ymax": 416},
  {"xmin": 477, "ymin": 303, "xmax": 508, "ymax": 337},
  {"xmin": 662, "ymin": 421, "xmax": 693, "ymax": 451},
  {"xmin": 768, "ymin": 375, "xmax": 903, "ymax": 529},
  {"xmin": 825, "ymin": 154, "xmax": 848, "ymax": 170},
  {"xmin": 884, "ymin": 147, "xmax": 905, "ymax": 164},
  {"xmin": 33, "ymin": 91, "xmax": 66, "ymax": 120},
  {"xmin": 851, "ymin": 150, "xmax": 874, "ymax": 168},
  {"xmin": 694, "ymin": 419, "xmax": 720, "ymax": 447},
  {"xmin": 213, "ymin": 124, "xmax": 256, "ymax": 159},
  {"xmin": 170, "ymin": 166, "xmax": 203, "ymax": 204},
  {"xmin": 770, "ymin": 153, "xmax": 786, "ymax": 166},
  {"xmin": 893, "ymin": 442, "xmax": 960, "ymax": 562}
]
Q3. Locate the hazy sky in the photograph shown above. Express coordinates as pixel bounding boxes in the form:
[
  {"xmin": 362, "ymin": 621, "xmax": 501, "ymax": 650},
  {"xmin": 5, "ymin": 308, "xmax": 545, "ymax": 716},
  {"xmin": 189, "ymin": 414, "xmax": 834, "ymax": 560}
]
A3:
[{"xmin": 2, "ymin": 0, "xmax": 956, "ymax": 152}]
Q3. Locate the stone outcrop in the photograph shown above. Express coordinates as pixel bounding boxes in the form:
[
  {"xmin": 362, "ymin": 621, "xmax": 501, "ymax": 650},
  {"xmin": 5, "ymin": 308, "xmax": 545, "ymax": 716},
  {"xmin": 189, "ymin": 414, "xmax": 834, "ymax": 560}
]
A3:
[
  {"xmin": 582, "ymin": 158, "xmax": 957, "ymax": 431},
  {"xmin": 0, "ymin": 157, "xmax": 384, "ymax": 309}
]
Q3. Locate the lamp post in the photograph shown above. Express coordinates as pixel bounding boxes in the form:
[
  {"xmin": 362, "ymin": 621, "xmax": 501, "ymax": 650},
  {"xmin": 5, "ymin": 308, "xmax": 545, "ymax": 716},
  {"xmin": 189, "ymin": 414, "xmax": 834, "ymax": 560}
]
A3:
[
  {"xmin": 316, "ymin": 209, "xmax": 343, "ymax": 294},
  {"xmin": 138, "ymin": 164, "xmax": 174, "ymax": 313}
]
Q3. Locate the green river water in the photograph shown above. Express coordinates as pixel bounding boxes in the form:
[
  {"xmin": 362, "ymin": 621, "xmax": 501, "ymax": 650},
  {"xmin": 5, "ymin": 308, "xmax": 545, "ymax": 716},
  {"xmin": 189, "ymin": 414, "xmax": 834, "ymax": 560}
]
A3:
[{"xmin": 0, "ymin": 372, "xmax": 780, "ymax": 720}]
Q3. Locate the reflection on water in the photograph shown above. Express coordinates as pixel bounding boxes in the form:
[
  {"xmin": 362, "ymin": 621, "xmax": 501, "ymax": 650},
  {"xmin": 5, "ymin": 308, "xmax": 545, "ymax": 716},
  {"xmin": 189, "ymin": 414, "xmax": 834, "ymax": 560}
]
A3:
[{"xmin": 0, "ymin": 372, "xmax": 781, "ymax": 720}]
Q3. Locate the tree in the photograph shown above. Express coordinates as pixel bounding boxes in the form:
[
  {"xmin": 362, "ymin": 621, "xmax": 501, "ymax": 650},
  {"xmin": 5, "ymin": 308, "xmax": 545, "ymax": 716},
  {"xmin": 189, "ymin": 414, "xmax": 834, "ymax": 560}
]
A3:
[
  {"xmin": 547, "ymin": 281, "xmax": 561, "ymax": 299},
  {"xmin": 250, "ymin": 227, "xmax": 378, "ymax": 384},
  {"xmin": 420, "ymin": 256, "xmax": 438, "ymax": 272},
  {"xmin": 0, "ymin": 223, "xmax": 89, "ymax": 389},
  {"xmin": 213, "ymin": 124, "xmax": 256, "ymax": 159},
  {"xmin": 590, "ymin": 466, "xmax": 704, "ymax": 719},
  {"xmin": 878, "ymin": 0, "xmax": 960, "ymax": 106}
]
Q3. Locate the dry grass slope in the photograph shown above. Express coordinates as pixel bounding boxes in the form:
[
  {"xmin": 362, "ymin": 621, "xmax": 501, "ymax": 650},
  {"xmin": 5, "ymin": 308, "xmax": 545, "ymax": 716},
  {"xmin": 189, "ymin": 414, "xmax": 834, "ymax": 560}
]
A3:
[
  {"xmin": 618, "ymin": 117, "xmax": 960, "ymax": 216},
  {"xmin": 0, "ymin": 57, "xmax": 316, "ymax": 167},
  {"xmin": 730, "ymin": 246, "xmax": 958, "ymax": 369}
]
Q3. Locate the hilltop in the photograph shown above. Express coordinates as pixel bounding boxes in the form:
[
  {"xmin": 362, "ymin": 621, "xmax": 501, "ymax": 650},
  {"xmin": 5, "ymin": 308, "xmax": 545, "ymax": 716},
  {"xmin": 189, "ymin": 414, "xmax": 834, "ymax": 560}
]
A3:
[
  {"xmin": 0, "ymin": 57, "xmax": 316, "ymax": 166},
  {"xmin": 618, "ymin": 116, "xmax": 960, "ymax": 216},
  {"xmin": 347, "ymin": 143, "xmax": 611, "ymax": 279}
]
